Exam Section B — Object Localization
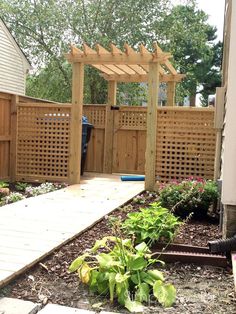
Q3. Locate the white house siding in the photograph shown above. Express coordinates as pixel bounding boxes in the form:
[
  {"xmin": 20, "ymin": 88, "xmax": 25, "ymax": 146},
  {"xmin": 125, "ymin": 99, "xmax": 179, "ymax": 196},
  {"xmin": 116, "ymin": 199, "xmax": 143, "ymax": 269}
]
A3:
[
  {"xmin": 0, "ymin": 20, "xmax": 29, "ymax": 95},
  {"xmin": 221, "ymin": 0, "xmax": 236, "ymax": 205}
]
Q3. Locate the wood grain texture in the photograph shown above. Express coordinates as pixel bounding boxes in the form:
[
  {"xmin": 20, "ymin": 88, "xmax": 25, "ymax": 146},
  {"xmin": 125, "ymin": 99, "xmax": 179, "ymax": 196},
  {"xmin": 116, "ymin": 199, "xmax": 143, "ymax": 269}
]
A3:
[{"xmin": 145, "ymin": 62, "xmax": 160, "ymax": 190}]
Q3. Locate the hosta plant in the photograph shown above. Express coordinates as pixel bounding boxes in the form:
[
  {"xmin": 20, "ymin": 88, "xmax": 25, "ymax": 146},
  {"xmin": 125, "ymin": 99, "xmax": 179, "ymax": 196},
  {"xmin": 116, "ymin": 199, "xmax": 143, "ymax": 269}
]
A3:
[
  {"xmin": 0, "ymin": 181, "xmax": 9, "ymax": 188},
  {"xmin": 69, "ymin": 237, "xmax": 176, "ymax": 312},
  {"xmin": 122, "ymin": 202, "xmax": 181, "ymax": 245},
  {"xmin": 159, "ymin": 178, "xmax": 218, "ymax": 218},
  {"xmin": 15, "ymin": 182, "xmax": 30, "ymax": 192}
]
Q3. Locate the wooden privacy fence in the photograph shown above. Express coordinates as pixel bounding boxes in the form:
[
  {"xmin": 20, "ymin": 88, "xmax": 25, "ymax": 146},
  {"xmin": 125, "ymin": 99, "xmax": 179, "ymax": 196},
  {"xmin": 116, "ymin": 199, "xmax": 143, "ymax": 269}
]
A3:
[
  {"xmin": 16, "ymin": 103, "xmax": 71, "ymax": 182},
  {"xmin": 83, "ymin": 105, "xmax": 147, "ymax": 174},
  {"xmin": 0, "ymin": 91, "xmax": 216, "ymax": 184},
  {"xmin": 0, "ymin": 92, "xmax": 14, "ymax": 180},
  {"xmin": 84, "ymin": 105, "xmax": 216, "ymax": 182},
  {"xmin": 155, "ymin": 107, "xmax": 216, "ymax": 182}
]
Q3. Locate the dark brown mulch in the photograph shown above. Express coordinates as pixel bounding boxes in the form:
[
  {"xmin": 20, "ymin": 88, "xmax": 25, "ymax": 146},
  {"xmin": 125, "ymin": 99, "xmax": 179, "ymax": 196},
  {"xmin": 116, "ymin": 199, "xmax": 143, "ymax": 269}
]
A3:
[{"xmin": 0, "ymin": 192, "xmax": 235, "ymax": 313}]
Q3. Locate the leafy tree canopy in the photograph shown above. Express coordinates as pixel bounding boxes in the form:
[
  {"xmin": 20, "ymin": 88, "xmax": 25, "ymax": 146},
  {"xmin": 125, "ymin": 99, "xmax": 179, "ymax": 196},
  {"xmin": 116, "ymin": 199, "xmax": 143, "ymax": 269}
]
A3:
[
  {"xmin": 0, "ymin": 0, "xmax": 221, "ymax": 105},
  {"xmin": 160, "ymin": 4, "xmax": 222, "ymax": 105}
]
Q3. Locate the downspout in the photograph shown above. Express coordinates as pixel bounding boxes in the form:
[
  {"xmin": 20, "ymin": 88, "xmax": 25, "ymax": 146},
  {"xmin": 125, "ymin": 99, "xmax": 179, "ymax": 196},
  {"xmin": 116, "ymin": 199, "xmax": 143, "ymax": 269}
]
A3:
[{"xmin": 208, "ymin": 235, "xmax": 236, "ymax": 253}]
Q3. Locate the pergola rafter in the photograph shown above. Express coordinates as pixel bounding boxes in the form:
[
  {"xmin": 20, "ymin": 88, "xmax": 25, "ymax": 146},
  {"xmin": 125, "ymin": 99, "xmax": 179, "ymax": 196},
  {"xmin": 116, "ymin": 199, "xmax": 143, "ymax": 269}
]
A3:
[
  {"xmin": 66, "ymin": 42, "xmax": 185, "ymax": 84},
  {"xmin": 65, "ymin": 42, "xmax": 185, "ymax": 187}
]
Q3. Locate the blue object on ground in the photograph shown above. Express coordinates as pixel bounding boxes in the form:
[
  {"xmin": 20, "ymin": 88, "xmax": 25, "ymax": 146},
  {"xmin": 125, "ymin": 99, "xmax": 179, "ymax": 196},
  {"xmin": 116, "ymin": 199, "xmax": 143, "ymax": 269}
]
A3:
[{"xmin": 120, "ymin": 175, "xmax": 145, "ymax": 181}]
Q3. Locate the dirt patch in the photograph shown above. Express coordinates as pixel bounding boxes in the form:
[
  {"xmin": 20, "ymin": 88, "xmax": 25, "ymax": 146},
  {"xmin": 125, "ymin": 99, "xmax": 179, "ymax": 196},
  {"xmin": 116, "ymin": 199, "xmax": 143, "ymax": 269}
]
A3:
[{"xmin": 0, "ymin": 192, "xmax": 235, "ymax": 313}]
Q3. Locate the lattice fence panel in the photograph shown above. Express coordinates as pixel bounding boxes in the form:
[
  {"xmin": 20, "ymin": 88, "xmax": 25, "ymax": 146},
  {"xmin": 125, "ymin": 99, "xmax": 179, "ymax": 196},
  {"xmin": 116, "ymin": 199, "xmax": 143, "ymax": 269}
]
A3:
[
  {"xmin": 16, "ymin": 103, "xmax": 71, "ymax": 182},
  {"xmin": 83, "ymin": 105, "xmax": 106, "ymax": 128},
  {"xmin": 156, "ymin": 108, "xmax": 216, "ymax": 182},
  {"xmin": 116, "ymin": 106, "xmax": 147, "ymax": 130}
]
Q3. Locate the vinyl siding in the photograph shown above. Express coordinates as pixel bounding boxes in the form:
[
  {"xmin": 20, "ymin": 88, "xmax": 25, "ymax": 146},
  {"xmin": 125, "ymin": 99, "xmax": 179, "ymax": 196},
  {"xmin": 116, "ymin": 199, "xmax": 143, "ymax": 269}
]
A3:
[
  {"xmin": 0, "ymin": 21, "xmax": 27, "ymax": 95},
  {"xmin": 221, "ymin": 0, "xmax": 236, "ymax": 205}
]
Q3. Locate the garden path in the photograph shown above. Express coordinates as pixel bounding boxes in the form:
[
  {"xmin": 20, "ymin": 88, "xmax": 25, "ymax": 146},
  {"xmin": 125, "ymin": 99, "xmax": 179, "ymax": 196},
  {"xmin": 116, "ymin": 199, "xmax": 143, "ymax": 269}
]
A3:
[{"xmin": 0, "ymin": 173, "xmax": 143, "ymax": 287}]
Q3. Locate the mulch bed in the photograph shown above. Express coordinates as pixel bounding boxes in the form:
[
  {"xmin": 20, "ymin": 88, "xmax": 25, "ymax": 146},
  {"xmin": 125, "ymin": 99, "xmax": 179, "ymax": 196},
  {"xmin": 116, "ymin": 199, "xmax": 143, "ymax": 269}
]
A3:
[{"xmin": 0, "ymin": 192, "xmax": 235, "ymax": 313}]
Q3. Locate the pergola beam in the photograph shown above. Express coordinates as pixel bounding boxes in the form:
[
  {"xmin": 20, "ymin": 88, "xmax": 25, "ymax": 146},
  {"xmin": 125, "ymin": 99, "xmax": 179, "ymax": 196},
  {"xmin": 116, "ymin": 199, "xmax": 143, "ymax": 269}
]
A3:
[
  {"xmin": 102, "ymin": 73, "xmax": 185, "ymax": 83},
  {"xmin": 65, "ymin": 52, "xmax": 171, "ymax": 65},
  {"xmin": 65, "ymin": 43, "xmax": 184, "ymax": 83}
]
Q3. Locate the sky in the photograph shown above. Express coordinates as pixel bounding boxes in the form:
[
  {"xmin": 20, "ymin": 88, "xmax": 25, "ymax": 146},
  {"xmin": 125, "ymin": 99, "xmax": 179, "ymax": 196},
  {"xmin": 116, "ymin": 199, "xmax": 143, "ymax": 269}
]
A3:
[{"xmin": 172, "ymin": 0, "xmax": 225, "ymax": 41}]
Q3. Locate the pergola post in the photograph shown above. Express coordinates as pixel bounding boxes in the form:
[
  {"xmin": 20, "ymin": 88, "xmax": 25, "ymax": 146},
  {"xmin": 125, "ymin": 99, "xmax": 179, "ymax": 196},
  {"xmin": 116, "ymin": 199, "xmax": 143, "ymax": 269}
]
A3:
[
  {"xmin": 167, "ymin": 81, "xmax": 176, "ymax": 106},
  {"xmin": 69, "ymin": 62, "xmax": 84, "ymax": 184},
  {"xmin": 145, "ymin": 62, "xmax": 160, "ymax": 190}
]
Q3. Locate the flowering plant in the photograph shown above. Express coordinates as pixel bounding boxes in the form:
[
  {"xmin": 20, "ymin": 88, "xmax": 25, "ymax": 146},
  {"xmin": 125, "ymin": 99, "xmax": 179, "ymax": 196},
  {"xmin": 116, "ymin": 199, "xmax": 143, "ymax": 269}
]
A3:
[{"xmin": 159, "ymin": 178, "xmax": 218, "ymax": 218}]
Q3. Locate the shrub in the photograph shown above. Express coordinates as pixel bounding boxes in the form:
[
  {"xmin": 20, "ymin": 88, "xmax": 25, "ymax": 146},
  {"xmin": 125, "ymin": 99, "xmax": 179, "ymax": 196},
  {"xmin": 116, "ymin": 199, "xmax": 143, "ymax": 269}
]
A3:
[
  {"xmin": 159, "ymin": 178, "xmax": 218, "ymax": 218},
  {"xmin": 69, "ymin": 237, "xmax": 176, "ymax": 312},
  {"xmin": 4, "ymin": 192, "xmax": 25, "ymax": 204},
  {"xmin": 25, "ymin": 182, "xmax": 56, "ymax": 197},
  {"xmin": 122, "ymin": 202, "xmax": 181, "ymax": 245},
  {"xmin": 15, "ymin": 182, "xmax": 30, "ymax": 192},
  {"xmin": 0, "ymin": 181, "xmax": 9, "ymax": 188}
]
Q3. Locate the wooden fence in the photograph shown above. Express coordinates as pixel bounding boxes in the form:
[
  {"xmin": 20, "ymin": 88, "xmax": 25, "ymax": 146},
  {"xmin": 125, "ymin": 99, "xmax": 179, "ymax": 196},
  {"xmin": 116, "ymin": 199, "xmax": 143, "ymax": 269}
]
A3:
[
  {"xmin": 84, "ymin": 105, "xmax": 146, "ymax": 174},
  {"xmin": 0, "ymin": 91, "xmax": 216, "ymax": 184},
  {"xmin": 16, "ymin": 103, "xmax": 71, "ymax": 182},
  {"xmin": 155, "ymin": 107, "xmax": 216, "ymax": 182},
  {"xmin": 84, "ymin": 105, "xmax": 216, "ymax": 182},
  {"xmin": 0, "ymin": 92, "xmax": 12, "ymax": 180}
]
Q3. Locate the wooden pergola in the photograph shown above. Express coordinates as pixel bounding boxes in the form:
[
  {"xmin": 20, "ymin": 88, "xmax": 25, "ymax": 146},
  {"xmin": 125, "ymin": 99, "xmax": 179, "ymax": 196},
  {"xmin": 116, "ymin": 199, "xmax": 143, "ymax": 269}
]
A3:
[{"xmin": 65, "ymin": 42, "xmax": 185, "ymax": 188}]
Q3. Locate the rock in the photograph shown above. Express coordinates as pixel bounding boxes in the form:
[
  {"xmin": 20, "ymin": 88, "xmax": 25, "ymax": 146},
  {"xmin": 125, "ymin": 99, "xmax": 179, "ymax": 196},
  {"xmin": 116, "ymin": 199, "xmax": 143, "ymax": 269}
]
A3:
[{"xmin": 0, "ymin": 187, "xmax": 10, "ymax": 197}]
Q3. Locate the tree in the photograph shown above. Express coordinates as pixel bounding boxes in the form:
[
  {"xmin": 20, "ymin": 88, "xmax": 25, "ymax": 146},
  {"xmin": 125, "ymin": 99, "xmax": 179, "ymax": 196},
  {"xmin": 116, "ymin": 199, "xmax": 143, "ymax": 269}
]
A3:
[
  {"xmin": 0, "ymin": 0, "xmax": 171, "ymax": 103},
  {"xmin": 160, "ymin": 4, "xmax": 222, "ymax": 106},
  {"xmin": 1, "ymin": 0, "xmax": 221, "ymax": 105}
]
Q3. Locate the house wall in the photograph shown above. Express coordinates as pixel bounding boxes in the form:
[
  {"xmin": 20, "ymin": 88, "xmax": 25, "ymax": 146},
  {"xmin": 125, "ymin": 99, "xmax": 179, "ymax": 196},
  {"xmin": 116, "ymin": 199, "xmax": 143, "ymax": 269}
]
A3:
[
  {"xmin": 0, "ymin": 20, "xmax": 29, "ymax": 95},
  {"xmin": 222, "ymin": 0, "xmax": 236, "ymax": 205},
  {"xmin": 221, "ymin": 0, "xmax": 236, "ymax": 237}
]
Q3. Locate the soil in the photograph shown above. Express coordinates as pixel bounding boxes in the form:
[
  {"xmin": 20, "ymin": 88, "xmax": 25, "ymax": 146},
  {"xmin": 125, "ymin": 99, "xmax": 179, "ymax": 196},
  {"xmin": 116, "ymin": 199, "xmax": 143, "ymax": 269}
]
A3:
[{"xmin": 0, "ymin": 192, "xmax": 236, "ymax": 313}]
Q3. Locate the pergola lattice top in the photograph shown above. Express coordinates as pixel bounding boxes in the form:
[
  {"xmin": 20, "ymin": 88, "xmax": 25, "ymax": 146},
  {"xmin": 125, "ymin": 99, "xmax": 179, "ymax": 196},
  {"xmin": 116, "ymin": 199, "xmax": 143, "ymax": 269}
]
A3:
[{"xmin": 65, "ymin": 42, "xmax": 185, "ymax": 83}]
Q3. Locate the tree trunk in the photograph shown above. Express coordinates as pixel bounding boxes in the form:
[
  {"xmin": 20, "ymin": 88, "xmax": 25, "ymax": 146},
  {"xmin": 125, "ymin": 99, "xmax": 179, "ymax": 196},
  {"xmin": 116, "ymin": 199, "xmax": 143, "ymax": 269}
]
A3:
[{"xmin": 190, "ymin": 94, "xmax": 196, "ymax": 107}]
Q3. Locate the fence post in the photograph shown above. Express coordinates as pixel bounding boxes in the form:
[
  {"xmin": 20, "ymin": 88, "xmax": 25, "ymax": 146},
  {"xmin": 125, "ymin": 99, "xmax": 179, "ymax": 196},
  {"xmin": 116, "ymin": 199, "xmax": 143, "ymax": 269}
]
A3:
[
  {"xmin": 103, "ymin": 81, "xmax": 116, "ymax": 173},
  {"xmin": 9, "ymin": 94, "xmax": 18, "ymax": 182},
  {"xmin": 69, "ymin": 62, "xmax": 84, "ymax": 184},
  {"xmin": 145, "ymin": 62, "xmax": 160, "ymax": 190},
  {"xmin": 214, "ymin": 87, "xmax": 225, "ymax": 180}
]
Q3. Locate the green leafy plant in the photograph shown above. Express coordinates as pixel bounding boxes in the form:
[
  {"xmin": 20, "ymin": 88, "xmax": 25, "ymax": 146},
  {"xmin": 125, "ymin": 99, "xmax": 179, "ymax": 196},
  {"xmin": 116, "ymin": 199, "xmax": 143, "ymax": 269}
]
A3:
[
  {"xmin": 69, "ymin": 237, "xmax": 176, "ymax": 312},
  {"xmin": 122, "ymin": 202, "xmax": 181, "ymax": 245},
  {"xmin": 3, "ymin": 192, "xmax": 25, "ymax": 204},
  {"xmin": 159, "ymin": 178, "xmax": 218, "ymax": 218},
  {"xmin": 0, "ymin": 181, "xmax": 9, "ymax": 188},
  {"xmin": 15, "ymin": 182, "xmax": 30, "ymax": 192}
]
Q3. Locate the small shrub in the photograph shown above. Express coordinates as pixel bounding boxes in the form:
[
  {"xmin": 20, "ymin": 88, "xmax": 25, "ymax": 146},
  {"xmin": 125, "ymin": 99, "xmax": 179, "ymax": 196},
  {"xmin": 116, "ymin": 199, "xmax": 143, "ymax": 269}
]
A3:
[
  {"xmin": 0, "ymin": 181, "xmax": 9, "ymax": 188},
  {"xmin": 159, "ymin": 178, "xmax": 218, "ymax": 218},
  {"xmin": 122, "ymin": 202, "xmax": 181, "ymax": 245},
  {"xmin": 4, "ymin": 192, "xmax": 25, "ymax": 204},
  {"xmin": 25, "ymin": 182, "xmax": 56, "ymax": 197},
  {"xmin": 69, "ymin": 237, "xmax": 176, "ymax": 312},
  {"xmin": 15, "ymin": 182, "xmax": 30, "ymax": 192}
]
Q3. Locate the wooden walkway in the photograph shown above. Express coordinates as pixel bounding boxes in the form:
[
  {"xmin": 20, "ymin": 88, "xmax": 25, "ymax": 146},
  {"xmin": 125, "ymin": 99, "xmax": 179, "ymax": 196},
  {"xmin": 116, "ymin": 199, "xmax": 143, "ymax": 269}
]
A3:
[{"xmin": 0, "ymin": 173, "xmax": 143, "ymax": 287}]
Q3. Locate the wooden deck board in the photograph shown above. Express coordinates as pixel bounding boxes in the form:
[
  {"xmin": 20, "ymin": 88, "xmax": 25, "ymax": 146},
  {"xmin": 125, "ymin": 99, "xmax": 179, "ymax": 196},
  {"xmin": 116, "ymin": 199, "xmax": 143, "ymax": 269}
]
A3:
[{"xmin": 0, "ymin": 173, "xmax": 143, "ymax": 287}]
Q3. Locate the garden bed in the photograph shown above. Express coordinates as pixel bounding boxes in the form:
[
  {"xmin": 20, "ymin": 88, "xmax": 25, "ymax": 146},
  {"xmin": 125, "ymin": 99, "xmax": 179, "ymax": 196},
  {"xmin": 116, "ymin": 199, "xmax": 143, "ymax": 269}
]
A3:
[
  {"xmin": 0, "ymin": 192, "xmax": 235, "ymax": 313},
  {"xmin": 0, "ymin": 181, "xmax": 67, "ymax": 206}
]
